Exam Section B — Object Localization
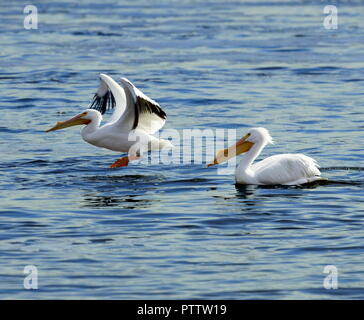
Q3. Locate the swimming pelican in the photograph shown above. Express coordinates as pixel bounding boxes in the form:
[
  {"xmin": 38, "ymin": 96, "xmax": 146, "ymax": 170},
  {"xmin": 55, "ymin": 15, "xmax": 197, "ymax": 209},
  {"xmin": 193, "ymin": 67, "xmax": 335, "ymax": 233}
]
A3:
[
  {"xmin": 46, "ymin": 74, "xmax": 173, "ymax": 168},
  {"xmin": 207, "ymin": 127, "xmax": 323, "ymax": 185}
]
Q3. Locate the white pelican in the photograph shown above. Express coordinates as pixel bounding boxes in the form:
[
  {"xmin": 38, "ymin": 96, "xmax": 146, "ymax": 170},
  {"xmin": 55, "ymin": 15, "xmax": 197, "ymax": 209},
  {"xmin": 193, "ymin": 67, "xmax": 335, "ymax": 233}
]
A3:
[
  {"xmin": 207, "ymin": 127, "xmax": 323, "ymax": 185},
  {"xmin": 46, "ymin": 74, "xmax": 173, "ymax": 168}
]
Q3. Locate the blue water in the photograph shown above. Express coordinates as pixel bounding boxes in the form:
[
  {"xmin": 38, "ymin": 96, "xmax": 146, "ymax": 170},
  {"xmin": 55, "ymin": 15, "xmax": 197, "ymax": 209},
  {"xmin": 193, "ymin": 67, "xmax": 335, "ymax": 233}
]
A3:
[{"xmin": 1, "ymin": 0, "xmax": 364, "ymax": 299}]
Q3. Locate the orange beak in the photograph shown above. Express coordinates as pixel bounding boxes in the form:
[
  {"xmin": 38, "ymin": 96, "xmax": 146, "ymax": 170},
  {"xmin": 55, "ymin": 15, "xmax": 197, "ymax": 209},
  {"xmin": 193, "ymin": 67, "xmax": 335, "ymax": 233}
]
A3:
[
  {"xmin": 45, "ymin": 113, "xmax": 91, "ymax": 132},
  {"xmin": 207, "ymin": 133, "xmax": 254, "ymax": 167}
]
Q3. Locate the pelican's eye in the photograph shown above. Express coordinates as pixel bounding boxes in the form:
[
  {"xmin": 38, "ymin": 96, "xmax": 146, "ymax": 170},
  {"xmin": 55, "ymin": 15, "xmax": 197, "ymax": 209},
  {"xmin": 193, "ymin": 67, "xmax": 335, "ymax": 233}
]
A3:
[{"xmin": 243, "ymin": 133, "xmax": 251, "ymax": 140}]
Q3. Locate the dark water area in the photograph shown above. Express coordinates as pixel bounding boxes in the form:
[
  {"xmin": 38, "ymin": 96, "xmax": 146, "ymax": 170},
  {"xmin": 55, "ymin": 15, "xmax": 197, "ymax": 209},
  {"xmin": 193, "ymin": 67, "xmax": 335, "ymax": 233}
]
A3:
[{"xmin": 0, "ymin": 0, "xmax": 364, "ymax": 299}]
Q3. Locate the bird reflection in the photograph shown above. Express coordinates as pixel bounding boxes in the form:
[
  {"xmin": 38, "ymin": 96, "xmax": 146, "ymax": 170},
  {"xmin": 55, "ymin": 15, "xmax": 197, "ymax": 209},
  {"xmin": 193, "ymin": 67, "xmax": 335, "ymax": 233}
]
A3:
[
  {"xmin": 80, "ymin": 173, "xmax": 164, "ymax": 209},
  {"xmin": 234, "ymin": 180, "xmax": 329, "ymax": 202},
  {"xmin": 234, "ymin": 184, "xmax": 258, "ymax": 199},
  {"xmin": 233, "ymin": 184, "xmax": 260, "ymax": 212},
  {"xmin": 230, "ymin": 179, "xmax": 348, "ymax": 219},
  {"xmin": 82, "ymin": 194, "xmax": 156, "ymax": 209}
]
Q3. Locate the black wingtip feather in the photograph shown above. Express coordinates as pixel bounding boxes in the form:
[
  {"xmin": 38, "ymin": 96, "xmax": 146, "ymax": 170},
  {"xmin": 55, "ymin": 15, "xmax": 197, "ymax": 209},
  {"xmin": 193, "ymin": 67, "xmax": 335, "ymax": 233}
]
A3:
[
  {"xmin": 89, "ymin": 90, "xmax": 116, "ymax": 115},
  {"xmin": 137, "ymin": 96, "xmax": 167, "ymax": 119},
  {"xmin": 131, "ymin": 96, "xmax": 166, "ymax": 130}
]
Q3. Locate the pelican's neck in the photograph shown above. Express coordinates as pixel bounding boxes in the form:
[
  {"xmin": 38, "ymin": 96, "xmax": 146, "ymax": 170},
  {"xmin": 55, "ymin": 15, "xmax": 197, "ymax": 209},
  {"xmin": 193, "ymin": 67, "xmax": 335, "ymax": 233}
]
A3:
[
  {"xmin": 237, "ymin": 140, "xmax": 266, "ymax": 172},
  {"xmin": 81, "ymin": 114, "xmax": 102, "ymax": 140}
]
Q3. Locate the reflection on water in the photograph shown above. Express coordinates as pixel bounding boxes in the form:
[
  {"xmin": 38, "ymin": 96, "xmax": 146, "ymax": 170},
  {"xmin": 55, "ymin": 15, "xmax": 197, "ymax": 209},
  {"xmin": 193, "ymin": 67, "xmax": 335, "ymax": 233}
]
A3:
[
  {"xmin": 235, "ymin": 184, "xmax": 258, "ymax": 199},
  {"xmin": 82, "ymin": 194, "xmax": 157, "ymax": 209}
]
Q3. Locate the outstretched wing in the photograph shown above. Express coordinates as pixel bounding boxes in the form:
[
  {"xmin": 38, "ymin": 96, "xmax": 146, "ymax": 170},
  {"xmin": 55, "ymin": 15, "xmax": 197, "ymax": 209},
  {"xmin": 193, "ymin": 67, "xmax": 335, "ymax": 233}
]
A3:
[
  {"xmin": 124, "ymin": 78, "xmax": 166, "ymax": 134},
  {"xmin": 89, "ymin": 74, "xmax": 127, "ymax": 124},
  {"xmin": 89, "ymin": 74, "xmax": 166, "ymax": 134}
]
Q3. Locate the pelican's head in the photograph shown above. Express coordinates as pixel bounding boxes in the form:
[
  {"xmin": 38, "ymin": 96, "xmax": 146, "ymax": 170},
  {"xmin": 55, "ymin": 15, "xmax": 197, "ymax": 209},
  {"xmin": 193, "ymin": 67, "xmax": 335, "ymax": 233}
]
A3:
[
  {"xmin": 45, "ymin": 109, "xmax": 99, "ymax": 132},
  {"xmin": 244, "ymin": 127, "xmax": 274, "ymax": 145},
  {"xmin": 207, "ymin": 127, "xmax": 273, "ymax": 167}
]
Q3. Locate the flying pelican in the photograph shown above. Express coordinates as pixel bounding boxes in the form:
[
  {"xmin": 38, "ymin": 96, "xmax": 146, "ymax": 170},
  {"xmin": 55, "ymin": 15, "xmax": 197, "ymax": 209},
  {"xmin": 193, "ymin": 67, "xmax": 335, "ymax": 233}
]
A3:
[
  {"xmin": 46, "ymin": 74, "xmax": 173, "ymax": 168},
  {"xmin": 207, "ymin": 127, "xmax": 323, "ymax": 185}
]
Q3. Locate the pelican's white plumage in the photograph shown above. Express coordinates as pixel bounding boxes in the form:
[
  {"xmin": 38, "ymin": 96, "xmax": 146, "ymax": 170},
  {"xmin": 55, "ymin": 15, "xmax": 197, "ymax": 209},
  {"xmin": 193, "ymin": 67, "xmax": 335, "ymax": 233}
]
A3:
[
  {"xmin": 208, "ymin": 127, "xmax": 323, "ymax": 185},
  {"xmin": 46, "ymin": 74, "xmax": 172, "ymax": 168}
]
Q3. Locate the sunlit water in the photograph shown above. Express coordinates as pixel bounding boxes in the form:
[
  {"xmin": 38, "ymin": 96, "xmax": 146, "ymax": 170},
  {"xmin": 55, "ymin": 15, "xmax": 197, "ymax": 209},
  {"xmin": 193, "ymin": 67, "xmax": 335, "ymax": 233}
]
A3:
[{"xmin": 1, "ymin": 0, "xmax": 364, "ymax": 299}]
